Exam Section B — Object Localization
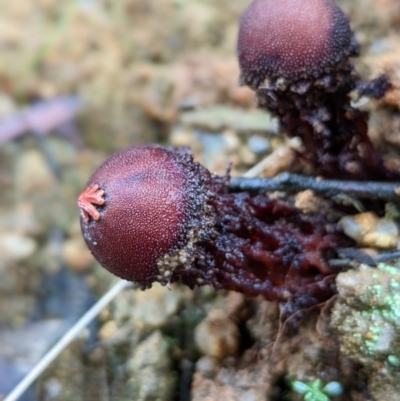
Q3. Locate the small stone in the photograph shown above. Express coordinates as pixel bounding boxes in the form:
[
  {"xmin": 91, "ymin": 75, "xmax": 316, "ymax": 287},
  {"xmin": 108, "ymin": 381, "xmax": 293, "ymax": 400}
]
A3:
[
  {"xmin": 98, "ymin": 320, "xmax": 118, "ymax": 342},
  {"xmin": 126, "ymin": 331, "xmax": 175, "ymax": 401},
  {"xmin": 364, "ymin": 219, "xmax": 399, "ymax": 249},
  {"xmin": 62, "ymin": 237, "xmax": 94, "ymax": 272},
  {"xmin": 194, "ymin": 309, "xmax": 240, "ymax": 359},
  {"xmin": 339, "ymin": 212, "xmax": 399, "ymax": 249},
  {"xmin": 128, "ymin": 331, "xmax": 170, "ymax": 372},
  {"xmin": 335, "ymin": 272, "xmax": 365, "ymax": 300},
  {"xmin": 0, "ymin": 233, "xmax": 37, "ymax": 265},
  {"xmin": 247, "ymin": 135, "xmax": 271, "ymax": 154},
  {"xmin": 131, "ymin": 283, "xmax": 190, "ymax": 331},
  {"xmin": 294, "ymin": 190, "xmax": 319, "ymax": 214},
  {"xmin": 224, "ymin": 291, "xmax": 246, "ymax": 318},
  {"xmin": 192, "ymin": 365, "xmax": 267, "ymax": 401},
  {"xmin": 339, "ymin": 212, "xmax": 378, "ymax": 243},
  {"xmin": 179, "ymin": 106, "xmax": 277, "ymax": 134},
  {"xmin": 195, "ymin": 356, "xmax": 220, "ymax": 378}
]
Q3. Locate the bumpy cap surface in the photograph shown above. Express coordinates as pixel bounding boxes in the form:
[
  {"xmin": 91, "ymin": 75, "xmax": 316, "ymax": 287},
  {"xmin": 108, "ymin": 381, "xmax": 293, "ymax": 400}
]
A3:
[
  {"xmin": 238, "ymin": 0, "xmax": 352, "ymax": 84},
  {"xmin": 79, "ymin": 146, "xmax": 194, "ymax": 285}
]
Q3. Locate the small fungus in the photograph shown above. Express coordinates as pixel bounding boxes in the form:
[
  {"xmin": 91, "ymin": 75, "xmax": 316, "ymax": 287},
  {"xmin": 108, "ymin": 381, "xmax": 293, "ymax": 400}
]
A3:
[
  {"xmin": 79, "ymin": 146, "xmax": 340, "ymax": 313},
  {"xmin": 238, "ymin": 0, "xmax": 398, "ymax": 181},
  {"xmin": 238, "ymin": 0, "xmax": 353, "ymax": 86}
]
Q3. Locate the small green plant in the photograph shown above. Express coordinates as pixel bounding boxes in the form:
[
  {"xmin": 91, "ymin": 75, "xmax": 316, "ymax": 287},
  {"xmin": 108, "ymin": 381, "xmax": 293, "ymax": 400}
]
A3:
[{"xmin": 291, "ymin": 378, "xmax": 343, "ymax": 401}]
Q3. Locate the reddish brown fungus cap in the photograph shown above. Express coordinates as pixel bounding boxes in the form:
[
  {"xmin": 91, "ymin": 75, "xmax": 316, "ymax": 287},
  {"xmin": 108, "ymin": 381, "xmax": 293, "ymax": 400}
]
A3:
[
  {"xmin": 78, "ymin": 146, "xmax": 194, "ymax": 285},
  {"xmin": 238, "ymin": 0, "xmax": 353, "ymax": 84}
]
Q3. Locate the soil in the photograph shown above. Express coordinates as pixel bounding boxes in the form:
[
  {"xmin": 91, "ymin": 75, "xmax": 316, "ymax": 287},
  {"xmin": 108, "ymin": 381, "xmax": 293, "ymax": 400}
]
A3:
[{"xmin": 0, "ymin": 0, "xmax": 399, "ymax": 400}]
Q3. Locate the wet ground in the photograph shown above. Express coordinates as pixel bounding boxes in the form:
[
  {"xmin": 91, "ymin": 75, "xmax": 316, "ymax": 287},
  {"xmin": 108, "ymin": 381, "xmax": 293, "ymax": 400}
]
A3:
[{"xmin": 0, "ymin": 0, "xmax": 400, "ymax": 400}]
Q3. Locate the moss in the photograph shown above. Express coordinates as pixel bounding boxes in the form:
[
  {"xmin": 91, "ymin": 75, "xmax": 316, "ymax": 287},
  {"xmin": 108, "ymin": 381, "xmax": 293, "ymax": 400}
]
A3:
[
  {"xmin": 332, "ymin": 263, "xmax": 400, "ymax": 363},
  {"xmin": 331, "ymin": 263, "xmax": 400, "ymax": 400}
]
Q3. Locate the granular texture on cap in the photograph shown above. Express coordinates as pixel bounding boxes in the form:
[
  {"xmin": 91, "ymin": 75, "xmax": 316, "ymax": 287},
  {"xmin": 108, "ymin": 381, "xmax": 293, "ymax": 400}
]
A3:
[
  {"xmin": 238, "ymin": 0, "xmax": 353, "ymax": 85},
  {"xmin": 79, "ymin": 146, "xmax": 197, "ymax": 285}
]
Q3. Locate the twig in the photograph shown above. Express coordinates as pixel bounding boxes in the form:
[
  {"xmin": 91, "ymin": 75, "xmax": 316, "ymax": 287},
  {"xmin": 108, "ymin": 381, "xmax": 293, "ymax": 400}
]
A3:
[
  {"xmin": 329, "ymin": 250, "xmax": 400, "ymax": 268},
  {"xmin": 374, "ymin": 250, "xmax": 400, "ymax": 263},
  {"xmin": 229, "ymin": 173, "xmax": 400, "ymax": 202},
  {"xmin": 4, "ymin": 280, "xmax": 134, "ymax": 401},
  {"xmin": 0, "ymin": 96, "xmax": 81, "ymax": 146}
]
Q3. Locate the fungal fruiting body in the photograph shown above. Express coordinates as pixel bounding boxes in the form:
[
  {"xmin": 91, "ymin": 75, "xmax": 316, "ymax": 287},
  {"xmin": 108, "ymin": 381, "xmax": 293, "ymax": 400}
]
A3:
[
  {"xmin": 78, "ymin": 146, "xmax": 208, "ymax": 285},
  {"xmin": 238, "ymin": 0, "xmax": 353, "ymax": 86},
  {"xmin": 238, "ymin": 0, "xmax": 397, "ymax": 181},
  {"xmin": 79, "ymin": 146, "xmax": 339, "ymax": 312}
]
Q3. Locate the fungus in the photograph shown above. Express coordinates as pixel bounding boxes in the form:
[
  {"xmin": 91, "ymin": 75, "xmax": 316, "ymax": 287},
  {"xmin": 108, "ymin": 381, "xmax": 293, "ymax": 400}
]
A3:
[
  {"xmin": 238, "ymin": 0, "xmax": 354, "ymax": 86},
  {"xmin": 79, "ymin": 146, "xmax": 340, "ymax": 313},
  {"xmin": 238, "ymin": 0, "xmax": 398, "ymax": 181},
  {"xmin": 78, "ymin": 146, "xmax": 203, "ymax": 284}
]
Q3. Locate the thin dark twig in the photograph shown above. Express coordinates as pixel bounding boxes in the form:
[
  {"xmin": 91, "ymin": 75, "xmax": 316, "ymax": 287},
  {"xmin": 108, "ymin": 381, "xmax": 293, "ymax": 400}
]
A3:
[
  {"xmin": 229, "ymin": 173, "xmax": 400, "ymax": 202},
  {"xmin": 374, "ymin": 250, "xmax": 400, "ymax": 263},
  {"xmin": 329, "ymin": 250, "xmax": 400, "ymax": 268}
]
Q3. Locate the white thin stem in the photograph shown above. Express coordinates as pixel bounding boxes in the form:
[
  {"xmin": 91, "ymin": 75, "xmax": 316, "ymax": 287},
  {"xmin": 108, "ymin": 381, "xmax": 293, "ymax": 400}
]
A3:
[{"xmin": 4, "ymin": 279, "xmax": 133, "ymax": 401}]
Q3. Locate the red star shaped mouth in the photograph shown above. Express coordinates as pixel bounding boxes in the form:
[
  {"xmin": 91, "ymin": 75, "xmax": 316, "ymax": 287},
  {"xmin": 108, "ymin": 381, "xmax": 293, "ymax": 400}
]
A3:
[{"xmin": 78, "ymin": 184, "xmax": 105, "ymax": 222}]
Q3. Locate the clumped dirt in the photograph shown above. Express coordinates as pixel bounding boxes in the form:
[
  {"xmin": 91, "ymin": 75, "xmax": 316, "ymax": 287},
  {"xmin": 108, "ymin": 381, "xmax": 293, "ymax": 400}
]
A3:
[{"xmin": 0, "ymin": 0, "xmax": 399, "ymax": 400}]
